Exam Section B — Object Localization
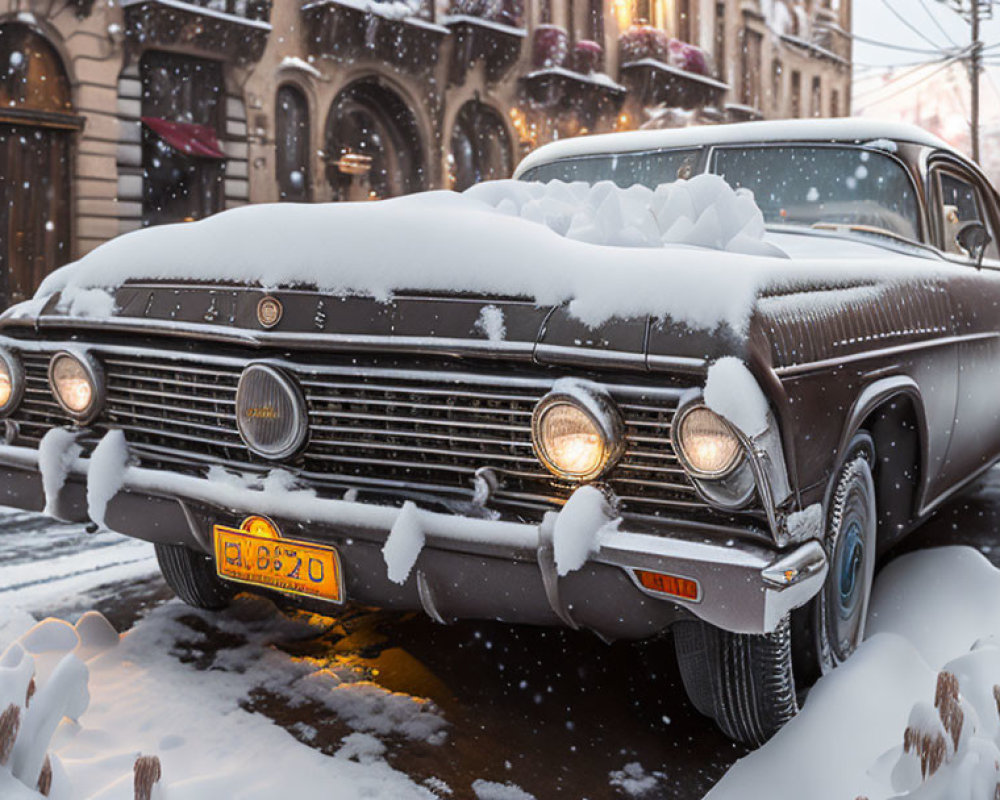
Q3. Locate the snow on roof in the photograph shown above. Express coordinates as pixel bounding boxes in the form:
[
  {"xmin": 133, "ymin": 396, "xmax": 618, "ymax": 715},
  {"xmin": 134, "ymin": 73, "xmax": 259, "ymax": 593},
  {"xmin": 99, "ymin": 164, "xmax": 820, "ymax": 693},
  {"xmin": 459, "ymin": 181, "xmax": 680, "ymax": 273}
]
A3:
[{"xmin": 513, "ymin": 118, "xmax": 956, "ymax": 178}]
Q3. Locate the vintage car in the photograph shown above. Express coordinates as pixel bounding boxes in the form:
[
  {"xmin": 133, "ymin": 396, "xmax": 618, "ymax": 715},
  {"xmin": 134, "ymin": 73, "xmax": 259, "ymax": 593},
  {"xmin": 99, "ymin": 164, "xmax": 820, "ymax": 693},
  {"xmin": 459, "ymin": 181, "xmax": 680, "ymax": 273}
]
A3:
[{"xmin": 0, "ymin": 119, "xmax": 995, "ymax": 746}]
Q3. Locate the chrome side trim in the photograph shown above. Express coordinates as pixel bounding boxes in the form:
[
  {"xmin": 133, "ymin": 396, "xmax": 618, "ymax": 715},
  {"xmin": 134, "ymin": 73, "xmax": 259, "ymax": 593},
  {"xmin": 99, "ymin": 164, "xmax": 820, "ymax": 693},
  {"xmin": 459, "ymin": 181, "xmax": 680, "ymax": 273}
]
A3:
[
  {"xmin": 416, "ymin": 570, "xmax": 448, "ymax": 625},
  {"xmin": 773, "ymin": 331, "xmax": 1000, "ymax": 377}
]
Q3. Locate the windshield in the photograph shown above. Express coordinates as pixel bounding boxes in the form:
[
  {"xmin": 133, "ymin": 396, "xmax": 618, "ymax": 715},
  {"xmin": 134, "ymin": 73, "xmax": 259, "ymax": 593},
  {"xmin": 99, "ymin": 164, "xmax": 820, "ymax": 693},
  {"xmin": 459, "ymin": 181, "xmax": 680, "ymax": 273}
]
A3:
[
  {"xmin": 521, "ymin": 143, "xmax": 922, "ymax": 243},
  {"xmin": 520, "ymin": 147, "xmax": 703, "ymax": 188},
  {"xmin": 711, "ymin": 145, "xmax": 921, "ymax": 241}
]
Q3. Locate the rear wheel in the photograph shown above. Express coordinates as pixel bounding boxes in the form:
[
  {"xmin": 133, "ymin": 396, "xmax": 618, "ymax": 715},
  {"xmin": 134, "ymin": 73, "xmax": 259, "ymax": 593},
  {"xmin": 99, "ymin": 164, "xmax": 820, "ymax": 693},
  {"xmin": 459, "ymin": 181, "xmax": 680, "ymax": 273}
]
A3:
[
  {"xmin": 155, "ymin": 543, "xmax": 233, "ymax": 611},
  {"xmin": 673, "ymin": 615, "xmax": 798, "ymax": 746}
]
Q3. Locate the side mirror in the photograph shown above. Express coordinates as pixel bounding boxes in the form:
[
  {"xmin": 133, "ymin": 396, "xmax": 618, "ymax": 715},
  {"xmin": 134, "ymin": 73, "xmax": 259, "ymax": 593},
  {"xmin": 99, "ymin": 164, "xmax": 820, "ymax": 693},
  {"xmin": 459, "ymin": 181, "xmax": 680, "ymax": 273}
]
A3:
[{"xmin": 956, "ymin": 220, "xmax": 992, "ymax": 268}]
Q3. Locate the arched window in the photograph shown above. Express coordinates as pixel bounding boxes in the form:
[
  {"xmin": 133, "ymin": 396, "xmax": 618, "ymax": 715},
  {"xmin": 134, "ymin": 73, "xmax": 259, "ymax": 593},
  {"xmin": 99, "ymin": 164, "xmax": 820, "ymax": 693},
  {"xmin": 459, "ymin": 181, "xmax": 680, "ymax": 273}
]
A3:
[
  {"xmin": 326, "ymin": 81, "xmax": 425, "ymax": 202},
  {"xmin": 450, "ymin": 102, "xmax": 513, "ymax": 192},
  {"xmin": 0, "ymin": 24, "xmax": 71, "ymax": 114},
  {"xmin": 0, "ymin": 24, "xmax": 74, "ymax": 307},
  {"xmin": 276, "ymin": 85, "xmax": 310, "ymax": 202}
]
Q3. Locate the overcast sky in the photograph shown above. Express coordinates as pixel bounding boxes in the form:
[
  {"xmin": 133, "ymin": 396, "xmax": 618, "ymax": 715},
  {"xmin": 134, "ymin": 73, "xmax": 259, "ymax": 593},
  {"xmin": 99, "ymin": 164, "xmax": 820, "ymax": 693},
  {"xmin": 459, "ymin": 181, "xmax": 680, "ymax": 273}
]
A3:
[{"xmin": 852, "ymin": 0, "xmax": 1000, "ymax": 70}]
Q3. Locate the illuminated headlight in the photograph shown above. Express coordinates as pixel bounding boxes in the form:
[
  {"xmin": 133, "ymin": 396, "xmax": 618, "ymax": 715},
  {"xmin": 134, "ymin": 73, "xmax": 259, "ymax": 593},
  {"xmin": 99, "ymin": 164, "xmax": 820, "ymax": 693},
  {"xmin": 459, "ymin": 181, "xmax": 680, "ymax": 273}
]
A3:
[
  {"xmin": 531, "ymin": 386, "xmax": 622, "ymax": 481},
  {"xmin": 0, "ymin": 349, "xmax": 23, "ymax": 416},
  {"xmin": 673, "ymin": 406, "xmax": 744, "ymax": 478},
  {"xmin": 48, "ymin": 352, "xmax": 102, "ymax": 423},
  {"xmin": 235, "ymin": 364, "xmax": 307, "ymax": 460}
]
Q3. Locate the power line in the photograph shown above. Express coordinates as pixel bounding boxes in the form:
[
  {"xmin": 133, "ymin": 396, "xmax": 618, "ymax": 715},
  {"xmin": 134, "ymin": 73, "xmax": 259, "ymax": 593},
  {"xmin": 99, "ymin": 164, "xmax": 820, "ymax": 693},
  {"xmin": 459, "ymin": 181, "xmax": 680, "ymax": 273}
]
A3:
[
  {"xmin": 881, "ymin": 0, "xmax": 956, "ymax": 51},
  {"xmin": 852, "ymin": 57, "xmax": 961, "ymax": 101},
  {"xmin": 854, "ymin": 57, "xmax": 966, "ymax": 112},
  {"xmin": 918, "ymin": 0, "xmax": 962, "ymax": 46}
]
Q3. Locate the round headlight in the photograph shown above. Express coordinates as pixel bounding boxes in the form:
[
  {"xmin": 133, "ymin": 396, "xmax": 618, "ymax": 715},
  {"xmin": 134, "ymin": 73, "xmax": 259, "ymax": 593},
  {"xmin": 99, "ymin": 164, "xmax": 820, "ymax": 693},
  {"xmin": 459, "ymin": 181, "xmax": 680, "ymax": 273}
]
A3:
[
  {"xmin": 235, "ymin": 364, "xmax": 307, "ymax": 460},
  {"xmin": 532, "ymin": 387, "xmax": 622, "ymax": 481},
  {"xmin": 674, "ymin": 406, "xmax": 743, "ymax": 478},
  {"xmin": 0, "ymin": 349, "xmax": 23, "ymax": 416},
  {"xmin": 48, "ymin": 352, "xmax": 101, "ymax": 422}
]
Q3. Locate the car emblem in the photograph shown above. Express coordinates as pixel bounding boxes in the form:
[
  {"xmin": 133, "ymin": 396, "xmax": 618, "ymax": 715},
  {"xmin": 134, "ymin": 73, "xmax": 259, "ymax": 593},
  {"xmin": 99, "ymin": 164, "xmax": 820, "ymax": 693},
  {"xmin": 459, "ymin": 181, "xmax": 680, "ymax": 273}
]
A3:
[{"xmin": 257, "ymin": 296, "xmax": 282, "ymax": 329}]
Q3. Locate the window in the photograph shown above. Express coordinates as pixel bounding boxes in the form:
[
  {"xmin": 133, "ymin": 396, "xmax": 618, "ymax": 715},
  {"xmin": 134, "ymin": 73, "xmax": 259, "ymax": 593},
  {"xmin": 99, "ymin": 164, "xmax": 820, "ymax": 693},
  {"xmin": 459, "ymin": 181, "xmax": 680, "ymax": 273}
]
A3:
[
  {"xmin": 451, "ymin": 102, "xmax": 513, "ymax": 192},
  {"xmin": 741, "ymin": 29, "xmax": 762, "ymax": 109},
  {"xmin": 771, "ymin": 59, "xmax": 782, "ymax": 112},
  {"xmin": 936, "ymin": 169, "xmax": 999, "ymax": 259},
  {"xmin": 275, "ymin": 85, "xmax": 310, "ymax": 202},
  {"xmin": 712, "ymin": 145, "xmax": 921, "ymax": 241},
  {"xmin": 140, "ymin": 52, "xmax": 225, "ymax": 227},
  {"xmin": 811, "ymin": 76, "xmax": 821, "ymax": 118},
  {"xmin": 791, "ymin": 71, "xmax": 801, "ymax": 117},
  {"xmin": 830, "ymin": 89, "xmax": 840, "ymax": 118},
  {"xmin": 520, "ymin": 147, "xmax": 703, "ymax": 188}
]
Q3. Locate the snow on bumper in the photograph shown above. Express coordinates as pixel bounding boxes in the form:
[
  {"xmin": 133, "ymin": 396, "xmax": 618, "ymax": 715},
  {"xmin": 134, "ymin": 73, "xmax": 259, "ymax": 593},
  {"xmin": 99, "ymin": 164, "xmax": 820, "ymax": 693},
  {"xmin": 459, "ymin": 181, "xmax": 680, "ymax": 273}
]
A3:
[{"xmin": 0, "ymin": 437, "xmax": 827, "ymax": 638}]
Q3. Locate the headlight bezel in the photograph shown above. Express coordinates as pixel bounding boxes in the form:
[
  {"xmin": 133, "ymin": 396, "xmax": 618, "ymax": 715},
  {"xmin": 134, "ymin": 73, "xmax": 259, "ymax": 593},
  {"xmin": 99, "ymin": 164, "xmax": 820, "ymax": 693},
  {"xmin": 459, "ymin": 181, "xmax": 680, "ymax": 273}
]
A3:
[
  {"xmin": 0, "ymin": 348, "xmax": 24, "ymax": 418},
  {"xmin": 531, "ymin": 383, "xmax": 624, "ymax": 482},
  {"xmin": 235, "ymin": 362, "xmax": 308, "ymax": 461},
  {"xmin": 47, "ymin": 350, "xmax": 103, "ymax": 424},
  {"xmin": 671, "ymin": 404, "xmax": 745, "ymax": 480}
]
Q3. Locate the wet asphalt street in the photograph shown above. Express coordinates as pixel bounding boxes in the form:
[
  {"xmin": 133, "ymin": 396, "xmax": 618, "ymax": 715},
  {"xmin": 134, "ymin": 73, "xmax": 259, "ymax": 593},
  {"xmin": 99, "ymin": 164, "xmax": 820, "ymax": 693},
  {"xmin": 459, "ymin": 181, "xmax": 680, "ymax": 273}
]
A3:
[{"xmin": 11, "ymin": 466, "xmax": 1000, "ymax": 799}]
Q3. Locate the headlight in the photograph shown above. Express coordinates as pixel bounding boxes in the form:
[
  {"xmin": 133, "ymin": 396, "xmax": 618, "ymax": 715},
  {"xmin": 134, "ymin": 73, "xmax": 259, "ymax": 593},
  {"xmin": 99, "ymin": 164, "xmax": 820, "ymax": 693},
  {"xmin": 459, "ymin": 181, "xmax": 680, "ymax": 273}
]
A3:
[
  {"xmin": 236, "ymin": 364, "xmax": 307, "ymax": 460},
  {"xmin": 673, "ymin": 406, "xmax": 743, "ymax": 478},
  {"xmin": 532, "ymin": 385, "xmax": 622, "ymax": 481},
  {"xmin": 48, "ymin": 352, "xmax": 102, "ymax": 422},
  {"xmin": 0, "ymin": 349, "xmax": 23, "ymax": 416}
]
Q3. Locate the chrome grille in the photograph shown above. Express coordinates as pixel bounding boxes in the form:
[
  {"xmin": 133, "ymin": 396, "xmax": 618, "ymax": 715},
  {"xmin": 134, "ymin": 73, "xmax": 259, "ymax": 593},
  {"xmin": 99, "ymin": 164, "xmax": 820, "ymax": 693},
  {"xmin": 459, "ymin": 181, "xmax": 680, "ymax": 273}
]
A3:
[{"xmin": 14, "ymin": 349, "xmax": 703, "ymax": 516}]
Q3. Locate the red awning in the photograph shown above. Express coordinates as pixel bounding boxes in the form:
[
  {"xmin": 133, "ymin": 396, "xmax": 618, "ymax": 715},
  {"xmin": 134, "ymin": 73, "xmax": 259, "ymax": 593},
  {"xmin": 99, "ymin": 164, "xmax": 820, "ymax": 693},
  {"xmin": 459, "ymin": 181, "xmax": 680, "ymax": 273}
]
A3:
[{"xmin": 141, "ymin": 117, "xmax": 226, "ymax": 159}]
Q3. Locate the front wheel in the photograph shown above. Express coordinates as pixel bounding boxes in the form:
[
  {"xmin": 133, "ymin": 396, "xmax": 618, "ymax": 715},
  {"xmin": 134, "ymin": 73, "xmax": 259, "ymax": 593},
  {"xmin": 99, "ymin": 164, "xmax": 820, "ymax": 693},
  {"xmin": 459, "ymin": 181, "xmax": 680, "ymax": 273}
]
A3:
[
  {"xmin": 155, "ymin": 543, "xmax": 233, "ymax": 611},
  {"xmin": 673, "ymin": 615, "xmax": 798, "ymax": 746}
]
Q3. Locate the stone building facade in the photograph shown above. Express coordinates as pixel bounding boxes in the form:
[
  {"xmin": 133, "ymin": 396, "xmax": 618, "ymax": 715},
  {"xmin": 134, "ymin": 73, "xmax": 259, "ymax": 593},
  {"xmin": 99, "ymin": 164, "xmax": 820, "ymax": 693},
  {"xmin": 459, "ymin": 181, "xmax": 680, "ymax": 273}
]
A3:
[{"xmin": 0, "ymin": 0, "xmax": 850, "ymax": 307}]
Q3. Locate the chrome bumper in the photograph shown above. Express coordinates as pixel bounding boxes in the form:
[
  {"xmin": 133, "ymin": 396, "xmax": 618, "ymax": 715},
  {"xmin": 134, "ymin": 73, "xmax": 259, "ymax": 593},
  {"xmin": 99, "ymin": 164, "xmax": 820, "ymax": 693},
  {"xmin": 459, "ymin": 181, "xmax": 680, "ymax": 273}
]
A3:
[{"xmin": 0, "ymin": 440, "xmax": 827, "ymax": 638}]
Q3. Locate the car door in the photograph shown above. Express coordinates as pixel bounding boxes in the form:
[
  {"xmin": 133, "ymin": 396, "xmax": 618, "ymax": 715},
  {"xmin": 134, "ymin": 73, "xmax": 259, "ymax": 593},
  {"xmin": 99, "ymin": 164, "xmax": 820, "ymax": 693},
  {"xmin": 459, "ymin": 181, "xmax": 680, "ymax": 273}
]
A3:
[{"xmin": 928, "ymin": 154, "xmax": 1000, "ymax": 490}]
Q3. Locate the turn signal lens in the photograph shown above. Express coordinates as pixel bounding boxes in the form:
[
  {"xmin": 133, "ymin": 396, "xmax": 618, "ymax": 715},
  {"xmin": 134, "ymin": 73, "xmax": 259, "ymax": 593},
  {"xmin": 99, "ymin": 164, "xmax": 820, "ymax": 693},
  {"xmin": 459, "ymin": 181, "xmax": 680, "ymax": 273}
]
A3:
[
  {"xmin": 675, "ymin": 407, "xmax": 743, "ymax": 478},
  {"xmin": 49, "ymin": 353, "xmax": 96, "ymax": 416}
]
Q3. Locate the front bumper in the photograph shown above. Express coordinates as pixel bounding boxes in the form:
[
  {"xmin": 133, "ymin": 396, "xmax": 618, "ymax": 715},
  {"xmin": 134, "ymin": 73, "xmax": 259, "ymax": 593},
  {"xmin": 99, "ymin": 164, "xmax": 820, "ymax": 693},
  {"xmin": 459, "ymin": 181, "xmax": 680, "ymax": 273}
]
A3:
[{"xmin": 0, "ymin": 438, "xmax": 827, "ymax": 639}]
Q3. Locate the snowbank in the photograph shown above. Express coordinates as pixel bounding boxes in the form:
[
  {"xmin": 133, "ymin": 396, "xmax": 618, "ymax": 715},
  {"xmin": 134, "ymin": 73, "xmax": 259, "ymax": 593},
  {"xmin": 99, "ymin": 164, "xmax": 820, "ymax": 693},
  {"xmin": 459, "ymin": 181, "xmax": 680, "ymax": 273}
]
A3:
[
  {"xmin": 0, "ymin": 601, "xmax": 447, "ymax": 799},
  {"xmin": 22, "ymin": 176, "xmax": 945, "ymax": 336},
  {"xmin": 708, "ymin": 546, "xmax": 1000, "ymax": 800}
]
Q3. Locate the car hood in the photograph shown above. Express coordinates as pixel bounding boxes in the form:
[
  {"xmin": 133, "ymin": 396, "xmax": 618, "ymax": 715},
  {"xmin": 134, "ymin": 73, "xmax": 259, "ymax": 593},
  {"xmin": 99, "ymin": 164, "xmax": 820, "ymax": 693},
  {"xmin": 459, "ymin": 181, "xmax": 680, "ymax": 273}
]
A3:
[{"xmin": 1, "ymin": 189, "xmax": 952, "ymax": 373}]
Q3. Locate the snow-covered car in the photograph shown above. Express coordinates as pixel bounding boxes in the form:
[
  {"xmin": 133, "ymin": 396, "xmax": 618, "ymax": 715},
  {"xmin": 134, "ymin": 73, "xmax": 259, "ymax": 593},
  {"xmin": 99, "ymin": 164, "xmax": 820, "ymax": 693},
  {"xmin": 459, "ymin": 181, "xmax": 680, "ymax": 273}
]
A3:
[{"xmin": 0, "ymin": 118, "xmax": 995, "ymax": 746}]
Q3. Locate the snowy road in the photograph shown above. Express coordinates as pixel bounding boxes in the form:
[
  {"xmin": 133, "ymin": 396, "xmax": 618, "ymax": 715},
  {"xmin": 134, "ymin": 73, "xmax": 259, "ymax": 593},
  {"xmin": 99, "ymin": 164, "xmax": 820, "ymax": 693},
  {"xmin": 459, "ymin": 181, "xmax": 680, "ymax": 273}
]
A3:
[{"xmin": 4, "ymin": 467, "xmax": 1000, "ymax": 799}]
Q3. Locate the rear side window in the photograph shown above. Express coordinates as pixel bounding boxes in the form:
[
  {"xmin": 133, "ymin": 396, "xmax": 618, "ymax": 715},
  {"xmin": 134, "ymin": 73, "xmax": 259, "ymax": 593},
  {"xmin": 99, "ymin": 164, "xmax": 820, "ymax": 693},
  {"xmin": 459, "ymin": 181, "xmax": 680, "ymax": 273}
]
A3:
[
  {"xmin": 936, "ymin": 170, "xmax": 999, "ymax": 259},
  {"xmin": 520, "ymin": 148, "xmax": 703, "ymax": 190}
]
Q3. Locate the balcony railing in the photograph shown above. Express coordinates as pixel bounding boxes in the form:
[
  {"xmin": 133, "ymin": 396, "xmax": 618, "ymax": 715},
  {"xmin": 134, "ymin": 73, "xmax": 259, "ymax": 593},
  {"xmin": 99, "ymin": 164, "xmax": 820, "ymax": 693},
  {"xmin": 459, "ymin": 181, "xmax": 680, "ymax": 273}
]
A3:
[
  {"xmin": 443, "ymin": 0, "xmax": 525, "ymax": 85},
  {"xmin": 301, "ymin": 0, "xmax": 448, "ymax": 71},
  {"xmin": 122, "ymin": 0, "xmax": 272, "ymax": 63},
  {"xmin": 617, "ymin": 26, "xmax": 727, "ymax": 109}
]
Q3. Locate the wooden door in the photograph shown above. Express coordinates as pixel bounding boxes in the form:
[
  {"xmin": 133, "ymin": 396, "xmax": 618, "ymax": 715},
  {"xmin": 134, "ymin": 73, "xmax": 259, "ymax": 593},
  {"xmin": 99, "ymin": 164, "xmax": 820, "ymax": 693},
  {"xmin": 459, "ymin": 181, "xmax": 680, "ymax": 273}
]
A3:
[{"xmin": 0, "ymin": 122, "xmax": 71, "ymax": 306}]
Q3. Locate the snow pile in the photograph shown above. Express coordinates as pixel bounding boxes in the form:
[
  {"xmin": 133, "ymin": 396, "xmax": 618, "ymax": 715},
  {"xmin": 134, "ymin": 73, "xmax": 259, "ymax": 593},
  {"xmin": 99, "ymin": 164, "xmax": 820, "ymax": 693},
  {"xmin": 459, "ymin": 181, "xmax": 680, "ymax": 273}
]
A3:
[
  {"xmin": 465, "ymin": 176, "xmax": 786, "ymax": 257},
  {"xmin": 0, "ymin": 615, "xmax": 95, "ymax": 799},
  {"xmin": 703, "ymin": 357, "xmax": 771, "ymax": 437},
  {"xmin": 0, "ymin": 600, "xmax": 447, "ymax": 799},
  {"xmin": 37, "ymin": 429, "xmax": 81, "ymax": 519},
  {"xmin": 708, "ymin": 547, "xmax": 1000, "ymax": 800},
  {"xmin": 547, "ymin": 484, "xmax": 618, "ymax": 577},
  {"xmin": 85, "ymin": 430, "xmax": 130, "ymax": 529},
  {"xmin": 608, "ymin": 762, "xmax": 665, "ymax": 796}
]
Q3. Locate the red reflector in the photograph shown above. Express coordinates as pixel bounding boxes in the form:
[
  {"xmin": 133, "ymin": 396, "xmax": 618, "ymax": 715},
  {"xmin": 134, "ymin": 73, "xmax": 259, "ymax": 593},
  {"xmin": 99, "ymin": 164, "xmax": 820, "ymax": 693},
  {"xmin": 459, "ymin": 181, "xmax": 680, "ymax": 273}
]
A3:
[{"xmin": 634, "ymin": 569, "xmax": 700, "ymax": 601}]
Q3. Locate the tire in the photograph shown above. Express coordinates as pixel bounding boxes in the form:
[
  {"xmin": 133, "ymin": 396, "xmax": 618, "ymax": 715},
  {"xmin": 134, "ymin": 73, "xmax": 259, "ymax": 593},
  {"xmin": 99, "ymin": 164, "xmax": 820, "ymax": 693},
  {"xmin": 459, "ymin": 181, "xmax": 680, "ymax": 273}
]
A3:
[
  {"xmin": 674, "ymin": 615, "xmax": 798, "ymax": 746},
  {"xmin": 793, "ymin": 434, "xmax": 877, "ymax": 683},
  {"xmin": 155, "ymin": 543, "xmax": 233, "ymax": 611}
]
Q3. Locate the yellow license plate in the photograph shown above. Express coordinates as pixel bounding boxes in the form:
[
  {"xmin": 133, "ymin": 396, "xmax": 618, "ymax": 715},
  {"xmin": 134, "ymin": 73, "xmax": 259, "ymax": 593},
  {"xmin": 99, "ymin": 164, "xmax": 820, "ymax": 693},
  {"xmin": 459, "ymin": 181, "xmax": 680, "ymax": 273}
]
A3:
[{"xmin": 213, "ymin": 519, "xmax": 343, "ymax": 604}]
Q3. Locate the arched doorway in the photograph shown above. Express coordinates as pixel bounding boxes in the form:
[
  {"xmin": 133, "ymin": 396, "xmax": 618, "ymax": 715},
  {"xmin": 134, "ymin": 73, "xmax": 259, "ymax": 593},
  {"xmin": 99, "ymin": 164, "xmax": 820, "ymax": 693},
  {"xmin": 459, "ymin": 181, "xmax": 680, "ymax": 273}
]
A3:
[
  {"xmin": 325, "ymin": 81, "xmax": 424, "ymax": 202},
  {"xmin": 450, "ymin": 102, "xmax": 513, "ymax": 191},
  {"xmin": 0, "ymin": 23, "xmax": 75, "ymax": 307}
]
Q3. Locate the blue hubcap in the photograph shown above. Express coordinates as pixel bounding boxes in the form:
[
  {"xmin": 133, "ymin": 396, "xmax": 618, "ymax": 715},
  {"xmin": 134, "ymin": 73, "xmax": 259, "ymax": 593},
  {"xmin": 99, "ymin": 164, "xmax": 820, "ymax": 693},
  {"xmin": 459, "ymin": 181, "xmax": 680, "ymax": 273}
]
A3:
[{"xmin": 837, "ymin": 520, "xmax": 864, "ymax": 620}]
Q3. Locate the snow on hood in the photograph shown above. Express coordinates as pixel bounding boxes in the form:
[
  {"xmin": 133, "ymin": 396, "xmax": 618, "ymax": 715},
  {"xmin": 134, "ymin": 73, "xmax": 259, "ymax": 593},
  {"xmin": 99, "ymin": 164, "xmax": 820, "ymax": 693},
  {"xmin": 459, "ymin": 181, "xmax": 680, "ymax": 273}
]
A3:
[{"xmin": 31, "ymin": 176, "xmax": 941, "ymax": 333}]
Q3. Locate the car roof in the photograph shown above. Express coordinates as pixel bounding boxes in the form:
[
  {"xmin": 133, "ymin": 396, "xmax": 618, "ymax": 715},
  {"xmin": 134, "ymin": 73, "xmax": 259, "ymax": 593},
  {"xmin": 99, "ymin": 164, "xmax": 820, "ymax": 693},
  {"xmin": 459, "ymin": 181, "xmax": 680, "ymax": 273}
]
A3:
[{"xmin": 513, "ymin": 118, "xmax": 959, "ymax": 178}]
